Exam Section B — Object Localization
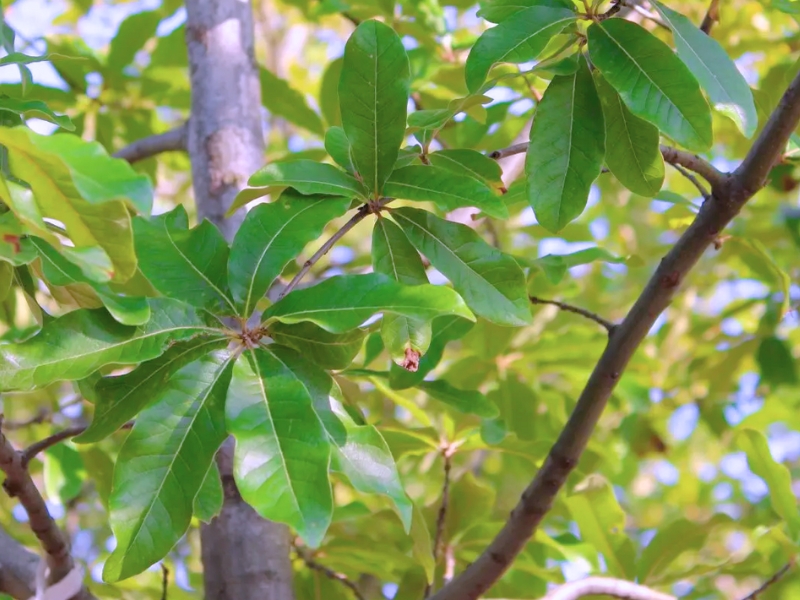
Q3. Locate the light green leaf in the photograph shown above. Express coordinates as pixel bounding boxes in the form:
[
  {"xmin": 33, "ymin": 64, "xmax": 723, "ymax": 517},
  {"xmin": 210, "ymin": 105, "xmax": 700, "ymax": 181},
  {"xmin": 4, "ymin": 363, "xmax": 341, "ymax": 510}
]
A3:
[
  {"xmin": 652, "ymin": 0, "xmax": 757, "ymax": 138},
  {"xmin": 228, "ymin": 195, "xmax": 352, "ymax": 317},
  {"xmin": 419, "ymin": 379, "xmax": 498, "ymax": 418},
  {"xmin": 0, "ymin": 95, "xmax": 73, "ymax": 130},
  {"xmin": 75, "ymin": 337, "xmax": 228, "ymax": 443},
  {"xmin": 44, "ymin": 443, "xmax": 85, "ymax": 504},
  {"xmin": 525, "ymin": 56, "xmax": 605, "ymax": 232},
  {"xmin": 391, "ymin": 207, "xmax": 530, "ymax": 326},
  {"xmin": 269, "ymin": 321, "xmax": 366, "ymax": 370},
  {"xmin": 588, "ymin": 19, "xmax": 712, "ymax": 152},
  {"xmin": 107, "ymin": 10, "xmax": 160, "ymax": 73},
  {"xmin": 0, "ymin": 298, "xmax": 214, "ymax": 391},
  {"xmin": 134, "ymin": 206, "xmax": 235, "ymax": 314},
  {"xmin": 248, "ymin": 160, "xmax": 366, "ymax": 198},
  {"xmin": 737, "ymin": 428, "xmax": 800, "ymax": 541},
  {"xmin": 262, "ymin": 273, "xmax": 475, "ymax": 333},
  {"xmin": 594, "ymin": 72, "xmax": 664, "ymax": 197},
  {"xmin": 261, "ymin": 67, "xmax": 325, "ymax": 136},
  {"xmin": 465, "ymin": 5, "xmax": 575, "ymax": 92},
  {"xmin": 530, "ymin": 246, "xmax": 630, "ymax": 285},
  {"xmin": 384, "ymin": 165, "xmax": 507, "ymax": 219},
  {"xmin": 339, "ymin": 20, "xmax": 410, "ymax": 197},
  {"xmin": 104, "ymin": 351, "xmax": 234, "ymax": 582},
  {"xmin": 226, "ymin": 346, "xmax": 333, "ymax": 547},
  {"xmin": 194, "ymin": 462, "xmax": 224, "ymax": 523}
]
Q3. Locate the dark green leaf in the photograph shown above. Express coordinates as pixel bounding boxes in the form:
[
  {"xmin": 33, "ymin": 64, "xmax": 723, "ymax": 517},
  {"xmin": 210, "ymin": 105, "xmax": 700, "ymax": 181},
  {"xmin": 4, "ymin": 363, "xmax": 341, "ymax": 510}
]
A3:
[
  {"xmin": 525, "ymin": 56, "xmax": 605, "ymax": 232},
  {"xmin": 261, "ymin": 67, "xmax": 325, "ymax": 135},
  {"xmin": 269, "ymin": 321, "xmax": 366, "ymax": 370},
  {"xmin": 756, "ymin": 336, "xmax": 798, "ymax": 387},
  {"xmin": 391, "ymin": 207, "xmax": 530, "ymax": 326},
  {"xmin": 248, "ymin": 160, "xmax": 366, "ymax": 198},
  {"xmin": 588, "ymin": 19, "xmax": 712, "ymax": 152},
  {"xmin": 339, "ymin": 20, "xmax": 410, "ymax": 197}
]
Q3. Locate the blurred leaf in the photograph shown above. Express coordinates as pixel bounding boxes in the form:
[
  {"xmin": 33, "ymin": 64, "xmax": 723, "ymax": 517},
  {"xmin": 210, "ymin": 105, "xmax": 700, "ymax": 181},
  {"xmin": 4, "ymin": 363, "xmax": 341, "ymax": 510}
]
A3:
[
  {"xmin": 419, "ymin": 379, "xmax": 498, "ymax": 417},
  {"xmin": 756, "ymin": 336, "xmax": 798, "ymax": 388},
  {"xmin": 0, "ymin": 95, "xmax": 73, "ymax": 130},
  {"xmin": 261, "ymin": 67, "xmax": 325, "ymax": 135},
  {"xmin": 44, "ymin": 442, "xmax": 85, "ymax": 504}
]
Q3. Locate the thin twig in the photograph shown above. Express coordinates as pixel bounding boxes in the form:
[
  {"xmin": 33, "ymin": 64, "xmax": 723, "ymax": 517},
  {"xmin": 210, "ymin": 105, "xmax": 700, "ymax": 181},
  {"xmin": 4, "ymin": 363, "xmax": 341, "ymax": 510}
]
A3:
[
  {"xmin": 160, "ymin": 564, "xmax": 169, "ymax": 600},
  {"xmin": 670, "ymin": 163, "xmax": 711, "ymax": 199},
  {"xmin": 22, "ymin": 421, "xmax": 134, "ymax": 467},
  {"xmin": 530, "ymin": 297, "xmax": 616, "ymax": 333},
  {"xmin": 621, "ymin": 1, "xmax": 670, "ymax": 29},
  {"xmin": 739, "ymin": 560, "xmax": 795, "ymax": 600},
  {"xmin": 541, "ymin": 576, "xmax": 676, "ymax": 600},
  {"xmin": 279, "ymin": 199, "xmax": 390, "ymax": 299},
  {"xmin": 3, "ymin": 408, "xmax": 50, "ymax": 430},
  {"xmin": 293, "ymin": 542, "xmax": 365, "ymax": 600},
  {"xmin": 699, "ymin": 0, "xmax": 720, "ymax": 34},
  {"xmin": 425, "ymin": 445, "xmax": 455, "ymax": 598},
  {"xmin": 113, "ymin": 123, "xmax": 188, "ymax": 164}
]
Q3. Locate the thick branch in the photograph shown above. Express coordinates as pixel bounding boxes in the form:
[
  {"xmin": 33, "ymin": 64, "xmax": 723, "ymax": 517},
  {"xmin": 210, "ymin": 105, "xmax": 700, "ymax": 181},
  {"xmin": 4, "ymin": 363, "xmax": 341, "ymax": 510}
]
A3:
[
  {"xmin": 112, "ymin": 124, "xmax": 188, "ymax": 164},
  {"xmin": 542, "ymin": 577, "xmax": 675, "ymax": 600},
  {"xmin": 530, "ymin": 296, "xmax": 616, "ymax": 333},
  {"xmin": 430, "ymin": 68, "xmax": 800, "ymax": 600}
]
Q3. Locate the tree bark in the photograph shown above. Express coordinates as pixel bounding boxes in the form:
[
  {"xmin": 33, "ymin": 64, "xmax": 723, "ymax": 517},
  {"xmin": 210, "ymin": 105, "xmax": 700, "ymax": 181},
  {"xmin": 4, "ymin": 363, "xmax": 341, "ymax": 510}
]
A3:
[{"xmin": 183, "ymin": 2, "xmax": 296, "ymax": 599}]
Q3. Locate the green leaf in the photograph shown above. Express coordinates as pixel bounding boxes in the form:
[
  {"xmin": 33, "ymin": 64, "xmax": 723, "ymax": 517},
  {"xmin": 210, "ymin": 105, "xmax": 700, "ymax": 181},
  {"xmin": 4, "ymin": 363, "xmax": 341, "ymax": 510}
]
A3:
[
  {"xmin": 262, "ymin": 273, "xmax": 475, "ymax": 333},
  {"xmin": 372, "ymin": 218, "xmax": 432, "ymax": 368},
  {"xmin": 428, "ymin": 149, "xmax": 504, "ymax": 191},
  {"xmin": 339, "ymin": 20, "xmax": 410, "ymax": 197},
  {"xmin": 0, "ymin": 95, "xmax": 74, "ymax": 130},
  {"xmin": 75, "ymin": 337, "xmax": 228, "ymax": 443},
  {"xmin": 228, "ymin": 196, "xmax": 352, "ymax": 317},
  {"xmin": 325, "ymin": 126, "xmax": 355, "ymax": 173},
  {"xmin": 756, "ymin": 336, "xmax": 798, "ymax": 388},
  {"xmin": 260, "ymin": 67, "xmax": 325, "ymax": 136},
  {"xmin": 269, "ymin": 321, "xmax": 366, "ymax": 370},
  {"xmin": 383, "ymin": 165, "xmax": 508, "ymax": 219},
  {"xmin": 134, "ymin": 206, "xmax": 236, "ymax": 314},
  {"xmin": 194, "ymin": 462, "xmax": 224, "ymax": 523},
  {"xmin": 530, "ymin": 246, "xmax": 630, "ymax": 285},
  {"xmin": 525, "ymin": 56, "xmax": 605, "ymax": 232},
  {"xmin": 226, "ymin": 346, "xmax": 333, "ymax": 547},
  {"xmin": 320, "ymin": 57, "xmax": 343, "ymax": 127},
  {"xmin": 587, "ymin": 19, "xmax": 712, "ymax": 152},
  {"xmin": 107, "ymin": 10, "xmax": 160, "ymax": 73},
  {"xmin": 465, "ymin": 5, "xmax": 575, "ymax": 92},
  {"xmin": 737, "ymin": 428, "xmax": 800, "ymax": 541},
  {"xmin": 0, "ymin": 298, "xmax": 214, "ymax": 391},
  {"xmin": 652, "ymin": 0, "xmax": 757, "ymax": 138},
  {"xmin": 391, "ymin": 207, "xmax": 530, "ymax": 326},
  {"xmin": 104, "ymin": 351, "xmax": 234, "ymax": 582},
  {"xmin": 248, "ymin": 160, "xmax": 366, "ymax": 198},
  {"xmin": 419, "ymin": 379, "xmax": 498, "ymax": 417},
  {"xmin": 594, "ymin": 73, "xmax": 664, "ymax": 197},
  {"xmin": 44, "ymin": 442, "xmax": 85, "ymax": 504},
  {"xmin": 476, "ymin": 0, "xmax": 573, "ymax": 23},
  {"xmin": 411, "ymin": 503, "xmax": 435, "ymax": 583}
]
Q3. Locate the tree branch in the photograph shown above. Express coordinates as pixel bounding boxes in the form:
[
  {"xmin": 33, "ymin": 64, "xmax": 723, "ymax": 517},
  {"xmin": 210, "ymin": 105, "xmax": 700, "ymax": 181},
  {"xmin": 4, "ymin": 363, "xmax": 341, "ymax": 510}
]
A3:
[
  {"xmin": 425, "ymin": 445, "xmax": 454, "ymax": 598},
  {"xmin": 541, "ymin": 577, "xmax": 675, "ymax": 600},
  {"xmin": 669, "ymin": 163, "xmax": 710, "ymax": 199},
  {"xmin": 21, "ymin": 422, "xmax": 133, "ymax": 467},
  {"xmin": 112, "ymin": 124, "xmax": 188, "ymax": 164},
  {"xmin": 429, "ymin": 67, "xmax": 800, "ymax": 600},
  {"xmin": 739, "ymin": 560, "xmax": 794, "ymax": 600},
  {"xmin": 293, "ymin": 542, "xmax": 365, "ymax": 600},
  {"xmin": 530, "ymin": 297, "xmax": 616, "ymax": 333},
  {"xmin": 699, "ymin": 0, "xmax": 720, "ymax": 34}
]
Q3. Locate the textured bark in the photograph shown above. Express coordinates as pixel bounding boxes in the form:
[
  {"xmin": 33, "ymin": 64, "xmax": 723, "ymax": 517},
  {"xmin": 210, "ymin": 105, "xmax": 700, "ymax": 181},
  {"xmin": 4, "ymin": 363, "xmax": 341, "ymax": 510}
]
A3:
[
  {"xmin": 0, "ymin": 527, "xmax": 43, "ymax": 599},
  {"xmin": 184, "ymin": 2, "xmax": 295, "ymax": 599}
]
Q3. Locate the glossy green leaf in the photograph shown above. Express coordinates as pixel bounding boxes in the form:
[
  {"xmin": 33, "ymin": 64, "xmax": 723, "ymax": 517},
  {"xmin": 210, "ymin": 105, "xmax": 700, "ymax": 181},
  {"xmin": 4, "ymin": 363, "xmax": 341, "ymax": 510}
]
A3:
[
  {"xmin": 419, "ymin": 379, "xmax": 497, "ymax": 417},
  {"xmin": 248, "ymin": 160, "xmax": 366, "ymax": 198},
  {"xmin": 391, "ymin": 207, "xmax": 530, "ymax": 326},
  {"xmin": 260, "ymin": 67, "xmax": 325, "ymax": 135},
  {"xmin": 383, "ymin": 165, "xmax": 507, "ymax": 219},
  {"xmin": 525, "ymin": 56, "xmax": 605, "ymax": 232},
  {"xmin": 339, "ymin": 20, "xmax": 410, "ymax": 197},
  {"xmin": 588, "ymin": 19, "xmax": 712, "ymax": 152},
  {"xmin": 737, "ymin": 428, "xmax": 800, "ymax": 541},
  {"xmin": 756, "ymin": 336, "xmax": 798, "ymax": 388},
  {"xmin": 594, "ymin": 73, "xmax": 664, "ymax": 197},
  {"xmin": 262, "ymin": 273, "xmax": 475, "ymax": 333},
  {"xmin": 194, "ymin": 462, "xmax": 224, "ymax": 523},
  {"xmin": 0, "ymin": 95, "xmax": 73, "ymax": 130},
  {"xmin": 75, "ymin": 336, "xmax": 228, "ymax": 443},
  {"xmin": 0, "ymin": 298, "xmax": 214, "ymax": 391},
  {"xmin": 104, "ymin": 351, "xmax": 234, "ymax": 582},
  {"xmin": 465, "ymin": 5, "xmax": 575, "ymax": 92},
  {"xmin": 269, "ymin": 321, "xmax": 366, "ymax": 370},
  {"xmin": 652, "ymin": 0, "xmax": 757, "ymax": 138},
  {"xmin": 226, "ymin": 346, "xmax": 333, "ymax": 547},
  {"xmin": 428, "ymin": 149, "xmax": 504, "ymax": 191},
  {"xmin": 134, "ymin": 206, "xmax": 235, "ymax": 314},
  {"xmin": 228, "ymin": 195, "xmax": 352, "ymax": 317},
  {"xmin": 476, "ymin": 0, "xmax": 573, "ymax": 23},
  {"xmin": 325, "ymin": 126, "xmax": 355, "ymax": 173}
]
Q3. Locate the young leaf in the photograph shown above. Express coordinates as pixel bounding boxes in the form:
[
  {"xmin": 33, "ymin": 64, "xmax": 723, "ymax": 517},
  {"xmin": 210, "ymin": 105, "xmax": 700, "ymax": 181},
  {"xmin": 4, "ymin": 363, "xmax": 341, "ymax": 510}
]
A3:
[
  {"xmin": 75, "ymin": 336, "xmax": 228, "ymax": 444},
  {"xmin": 391, "ymin": 207, "xmax": 531, "ymax": 326},
  {"xmin": 372, "ymin": 218, "xmax": 432, "ymax": 368},
  {"xmin": 526, "ymin": 56, "xmax": 605, "ymax": 232},
  {"xmin": 594, "ymin": 73, "xmax": 664, "ymax": 197},
  {"xmin": 269, "ymin": 321, "xmax": 367, "ymax": 370},
  {"xmin": 228, "ymin": 195, "xmax": 352, "ymax": 317},
  {"xmin": 587, "ymin": 19, "xmax": 712, "ymax": 152},
  {"xmin": 248, "ymin": 160, "xmax": 367, "ymax": 198},
  {"xmin": 104, "ymin": 351, "xmax": 234, "ymax": 582},
  {"xmin": 262, "ymin": 273, "xmax": 475, "ymax": 333},
  {"xmin": 652, "ymin": 0, "xmax": 757, "ymax": 138},
  {"xmin": 383, "ymin": 165, "xmax": 508, "ymax": 219},
  {"xmin": 134, "ymin": 206, "xmax": 235, "ymax": 314},
  {"xmin": 465, "ymin": 5, "xmax": 575, "ymax": 92},
  {"xmin": 226, "ymin": 346, "xmax": 333, "ymax": 547},
  {"xmin": 419, "ymin": 379, "xmax": 498, "ymax": 418},
  {"xmin": 339, "ymin": 20, "xmax": 410, "ymax": 197},
  {"xmin": 0, "ymin": 298, "xmax": 214, "ymax": 391},
  {"xmin": 194, "ymin": 462, "xmax": 224, "ymax": 523},
  {"xmin": 260, "ymin": 67, "xmax": 325, "ymax": 136}
]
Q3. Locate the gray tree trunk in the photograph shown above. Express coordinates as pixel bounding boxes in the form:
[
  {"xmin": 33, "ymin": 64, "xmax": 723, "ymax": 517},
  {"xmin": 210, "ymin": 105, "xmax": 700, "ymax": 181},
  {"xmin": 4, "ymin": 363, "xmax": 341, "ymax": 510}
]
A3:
[{"xmin": 183, "ymin": 2, "xmax": 296, "ymax": 599}]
